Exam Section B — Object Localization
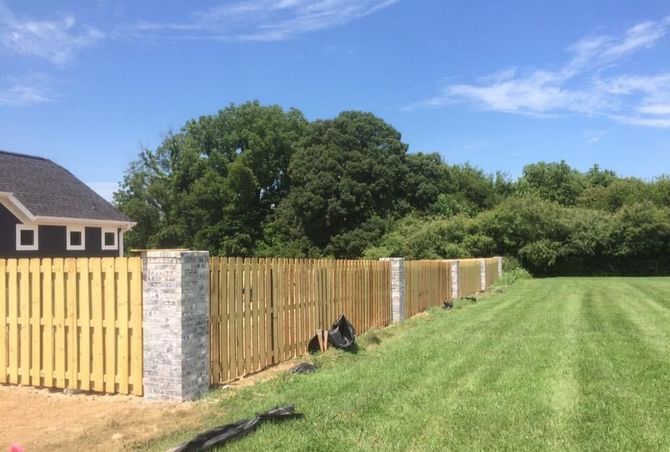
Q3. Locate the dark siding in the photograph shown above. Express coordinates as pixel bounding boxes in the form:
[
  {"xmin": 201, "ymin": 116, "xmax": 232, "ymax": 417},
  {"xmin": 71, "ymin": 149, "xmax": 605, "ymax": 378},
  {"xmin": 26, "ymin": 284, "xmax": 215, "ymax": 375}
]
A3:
[
  {"xmin": 39, "ymin": 225, "xmax": 66, "ymax": 255},
  {"xmin": 86, "ymin": 227, "xmax": 102, "ymax": 252},
  {"xmin": 0, "ymin": 203, "xmax": 19, "ymax": 255},
  {"xmin": 0, "ymin": 213, "xmax": 119, "ymax": 258}
]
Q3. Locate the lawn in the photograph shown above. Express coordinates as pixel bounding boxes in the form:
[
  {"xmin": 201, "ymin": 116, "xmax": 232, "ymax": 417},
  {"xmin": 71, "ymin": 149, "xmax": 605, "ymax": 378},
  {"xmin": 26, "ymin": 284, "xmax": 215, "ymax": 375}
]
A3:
[{"xmin": 143, "ymin": 276, "xmax": 670, "ymax": 451}]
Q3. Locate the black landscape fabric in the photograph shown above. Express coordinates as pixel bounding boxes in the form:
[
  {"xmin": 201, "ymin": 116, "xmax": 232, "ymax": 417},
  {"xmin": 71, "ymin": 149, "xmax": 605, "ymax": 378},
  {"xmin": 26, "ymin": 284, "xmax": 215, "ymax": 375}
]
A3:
[
  {"xmin": 173, "ymin": 405, "xmax": 303, "ymax": 452},
  {"xmin": 289, "ymin": 362, "xmax": 318, "ymax": 374},
  {"xmin": 328, "ymin": 315, "xmax": 356, "ymax": 350},
  {"xmin": 308, "ymin": 314, "xmax": 357, "ymax": 353}
]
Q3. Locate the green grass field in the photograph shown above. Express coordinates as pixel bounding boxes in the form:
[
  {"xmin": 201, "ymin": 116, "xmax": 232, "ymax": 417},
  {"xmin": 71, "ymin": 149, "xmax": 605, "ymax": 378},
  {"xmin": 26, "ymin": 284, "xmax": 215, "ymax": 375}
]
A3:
[{"xmin": 144, "ymin": 276, "xmax": 670, "ymax": 451}]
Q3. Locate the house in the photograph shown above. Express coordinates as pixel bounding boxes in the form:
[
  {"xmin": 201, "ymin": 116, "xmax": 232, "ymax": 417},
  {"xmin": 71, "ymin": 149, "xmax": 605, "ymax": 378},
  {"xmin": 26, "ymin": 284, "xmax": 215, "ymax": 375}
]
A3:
[{"xmin": 0, "ymin": 150, "xmax": 134, "ymax": 258}]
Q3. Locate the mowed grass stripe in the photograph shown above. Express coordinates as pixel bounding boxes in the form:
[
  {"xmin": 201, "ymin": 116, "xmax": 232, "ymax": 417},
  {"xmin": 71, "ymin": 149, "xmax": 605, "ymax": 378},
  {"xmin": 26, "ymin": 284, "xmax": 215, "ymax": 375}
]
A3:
[
  {"xmin": 575, "ymin": 279, "xmax": 670, "ymax": 450},
  {"xmin": 142, "ymin": 277, "xmax": 670, "ymax": 452},
  {"xmin": 384, "ymin": 284, "xmax": 554, "ymax": 450},
  {"xmin": 615, "ymin": 280, "xmax": 670, "ymax": 357}
]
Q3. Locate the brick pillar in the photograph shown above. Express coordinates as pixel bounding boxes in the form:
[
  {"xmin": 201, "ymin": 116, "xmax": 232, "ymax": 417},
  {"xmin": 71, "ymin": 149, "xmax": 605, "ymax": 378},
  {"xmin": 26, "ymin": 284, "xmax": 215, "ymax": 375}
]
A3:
[
  {"xmin": 480, "ymin": 258, "xmax": 486, "ymax": 292},
  {"xmin": 446, "ymin": 260, "xmax": 460, "ymax": 298},
  {"xmin": 380, "ymin": 258, "xmax": 405, "ymax": 323},
  {"xmin": 142, "ymin": 250, "xmax": 210, "ymax": 401}
]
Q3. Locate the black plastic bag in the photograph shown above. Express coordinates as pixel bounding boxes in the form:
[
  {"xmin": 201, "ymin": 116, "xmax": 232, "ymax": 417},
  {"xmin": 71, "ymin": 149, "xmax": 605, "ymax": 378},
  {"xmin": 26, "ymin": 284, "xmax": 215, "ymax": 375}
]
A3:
[
  {"xmin": 173, "ymin": 405, "xmax": 303, "ymax": 452},
  {"xmin": 288, "ymin": 362, "xmax": 317, "ymax": 375},
  {"xmin": 307, "ymin": 315, "xmax": 357, "ymax": 353},
  {"xmin": 328, "ymin": 315, "xmax": 356, "ymax": 350}
]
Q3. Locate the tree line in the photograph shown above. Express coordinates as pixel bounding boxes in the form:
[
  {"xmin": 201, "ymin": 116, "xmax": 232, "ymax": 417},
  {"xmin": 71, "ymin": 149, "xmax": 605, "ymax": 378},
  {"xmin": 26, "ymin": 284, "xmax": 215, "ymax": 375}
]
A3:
[{"xmin": 115, "ymin": 101, "xmax": 670, "ymax": 275}]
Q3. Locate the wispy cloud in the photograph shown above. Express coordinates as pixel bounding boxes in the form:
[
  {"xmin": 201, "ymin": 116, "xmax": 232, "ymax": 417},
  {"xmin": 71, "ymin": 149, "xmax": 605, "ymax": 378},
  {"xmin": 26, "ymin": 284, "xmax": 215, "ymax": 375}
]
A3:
[
  {"xmin": 131, "ymin": 0, "xmax": 398, "ymax": 41},
  {"xmin": 408, "ymin": 16, "xmax": 670, "ymax": 128},
  {"xmin": 0, "ymin": 74, "xmax": 54, "ymax": 107},
  {"xmin": 0, "ymin": 2, "xmax": 103, "ymax": 64},
  {"xmin": 582, "ymin": 129, "xmax": 608, "ymax": 144},
  {"xmin": 0, "ymin": 1, "xmax": 397, "ymax": 107}
]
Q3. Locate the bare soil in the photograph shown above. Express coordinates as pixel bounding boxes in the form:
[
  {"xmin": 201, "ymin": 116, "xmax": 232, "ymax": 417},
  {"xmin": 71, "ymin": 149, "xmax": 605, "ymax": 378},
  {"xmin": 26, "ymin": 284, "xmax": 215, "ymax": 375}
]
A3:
[
  {"xmin": 0, "ymin": 385, "xmax": 201, "ymax": 451},
  {"xmin": 0, "ymin": 359, "xmax": 303, "ymax": 451}
]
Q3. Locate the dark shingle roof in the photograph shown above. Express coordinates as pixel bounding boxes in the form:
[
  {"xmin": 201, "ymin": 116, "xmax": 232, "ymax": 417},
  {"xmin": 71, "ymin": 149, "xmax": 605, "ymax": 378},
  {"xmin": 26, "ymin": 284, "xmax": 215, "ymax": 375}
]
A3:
[{"xmin": 0, "ymin": 150, "xmax": 131, "ymax": 222}]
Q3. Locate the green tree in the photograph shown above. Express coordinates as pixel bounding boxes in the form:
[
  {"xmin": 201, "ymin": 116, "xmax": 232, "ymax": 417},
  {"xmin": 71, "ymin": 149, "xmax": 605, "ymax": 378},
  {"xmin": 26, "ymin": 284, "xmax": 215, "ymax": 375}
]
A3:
[
  {"xmin": 270, "ymin": 111, "xmax": 408, "ymax": 258},
  {"xmin": 403, "ymin": 152, "xmax": 446, "ymax": 212},
  {"xmin": 115, "ymin": 101, "xmax": 308, "ymax": 254},
  {"xmin": 585, "ymin": 164, "xmax": 617, "ymax": 188},
  {"xmin": 518, "ymin": 160, "xmax": 586, "ymax": 206},
  {"xmin": 577, "ymin": 178, "xmax": 650, "ymax": 212}
]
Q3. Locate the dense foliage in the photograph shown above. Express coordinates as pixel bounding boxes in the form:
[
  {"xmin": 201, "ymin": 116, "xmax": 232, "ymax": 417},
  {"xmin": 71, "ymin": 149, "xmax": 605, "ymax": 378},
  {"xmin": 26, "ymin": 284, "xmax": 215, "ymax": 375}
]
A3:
[{"xmin": 115, "ymin": 101, "xmax": 670, "ymax": 275}]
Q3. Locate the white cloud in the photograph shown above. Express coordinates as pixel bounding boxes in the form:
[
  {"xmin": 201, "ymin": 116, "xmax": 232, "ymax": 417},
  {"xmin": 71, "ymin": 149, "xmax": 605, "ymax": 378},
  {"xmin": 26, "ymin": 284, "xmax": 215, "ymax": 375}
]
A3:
[
  {"xmin": 132, "ymin": 0, "xmax": 399, "ymax": 41},
  {"xmin": 638, "ymin": 103, "xmax": 670, "ymax": 115},
  {"xmin": 410, "ymin": 16, "xmax": 670, "ymax": 128},
  {"xmin": 0, "ymin": 74, "xmax": 54, "ymax": 107},
  {"xmin": 0, "ymin": 2, "xmax": 103, "ymax": 64},
  {"xmin": 609, "ymin": 114, "xmax": 670, "ymax": 128},
  {"xmin": 582, "ymin": 129, "xmax": 608, "ymax": 144}
]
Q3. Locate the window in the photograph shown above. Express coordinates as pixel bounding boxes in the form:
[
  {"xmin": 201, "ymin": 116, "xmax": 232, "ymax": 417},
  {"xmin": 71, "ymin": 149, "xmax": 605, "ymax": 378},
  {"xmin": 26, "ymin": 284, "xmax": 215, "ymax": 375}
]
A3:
[
  {"xmin": 101, "ymin": 227, "xmax": 118, "ymax": 250},
  {"xmin": 66, "ymin": 226, "xmax": 86, "ymax": 251},
  {"xmin": 16, "ymin": 224, "xmax": 38, "ymax": 251}
]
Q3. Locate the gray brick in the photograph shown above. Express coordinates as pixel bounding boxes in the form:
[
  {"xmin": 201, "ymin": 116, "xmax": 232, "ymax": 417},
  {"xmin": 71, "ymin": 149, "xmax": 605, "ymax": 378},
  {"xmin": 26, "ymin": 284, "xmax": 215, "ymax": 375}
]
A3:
[
  {"xmin": 142, "ymin": 250, "xmax": 210, "ymax": 401},
  {"xmin": 380, "ymin": 258, "xmax": 405, "ymax": 323}
]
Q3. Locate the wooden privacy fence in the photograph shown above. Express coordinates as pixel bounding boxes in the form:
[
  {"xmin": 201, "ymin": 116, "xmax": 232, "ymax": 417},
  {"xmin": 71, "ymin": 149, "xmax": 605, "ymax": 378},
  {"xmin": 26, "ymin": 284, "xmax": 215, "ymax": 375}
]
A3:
[
  {"xmin": 0, "ymin": 258, "xmax": 143, "ymax": 395},
  {"xmin": 405, "ymin": 260, "xmax": 452, "ymax": 317},
  {"xmin": 209, "ymin": 258, "xmax": 391, "ymax": 385},
  {"xmin": 459, "ymin": 259, "xmax": 482, "ymax": 297},
  {"xmin": 1, "ymin": 253, "xmax": 501, "ymax": 398},
  {"xmin": 484, "ymin": 258, "xmax": 499, "ymax": 290}
]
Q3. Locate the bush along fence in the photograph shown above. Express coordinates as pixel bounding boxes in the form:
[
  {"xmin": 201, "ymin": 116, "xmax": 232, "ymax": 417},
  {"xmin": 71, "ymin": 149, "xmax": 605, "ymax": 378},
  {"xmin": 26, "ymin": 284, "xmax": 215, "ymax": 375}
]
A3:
[{"xmin": 1, "ymin": 251, "xmax": 502, "ymax": 401}]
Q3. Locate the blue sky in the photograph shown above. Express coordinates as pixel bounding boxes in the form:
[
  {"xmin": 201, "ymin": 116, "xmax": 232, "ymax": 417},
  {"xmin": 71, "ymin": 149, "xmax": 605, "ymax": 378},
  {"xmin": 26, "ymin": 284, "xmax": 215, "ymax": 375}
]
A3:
[{"xmin": 1, "ymin": 0, "xmax": 669, "ymax": 200}]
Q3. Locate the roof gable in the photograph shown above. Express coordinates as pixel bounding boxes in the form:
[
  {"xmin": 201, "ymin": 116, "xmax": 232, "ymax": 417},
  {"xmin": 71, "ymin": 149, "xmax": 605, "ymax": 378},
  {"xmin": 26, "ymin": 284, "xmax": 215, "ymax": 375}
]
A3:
[{"xmin": 0, "ymin": 150, "xmax": 131, "ymax": 223}]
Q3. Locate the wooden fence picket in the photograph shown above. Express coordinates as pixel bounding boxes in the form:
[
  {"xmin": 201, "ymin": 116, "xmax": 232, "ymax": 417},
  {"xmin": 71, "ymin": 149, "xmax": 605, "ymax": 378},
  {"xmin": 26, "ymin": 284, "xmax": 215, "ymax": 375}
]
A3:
[
  {"xmin": 0, "ymin": 257, "xmax": 142, "ymax": 395},
  {"xmin": 208, "ymin": 257, "xmax": 393, "ymax": 385},
  {"xmin": 458, "ymin": 259, "xmax": 482, "ymax": 297}
]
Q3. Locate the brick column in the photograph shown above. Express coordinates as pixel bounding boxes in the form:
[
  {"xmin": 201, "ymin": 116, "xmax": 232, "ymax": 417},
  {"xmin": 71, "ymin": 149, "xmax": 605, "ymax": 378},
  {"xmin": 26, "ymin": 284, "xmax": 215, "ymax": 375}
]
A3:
[
  {"xmin": 380, "ymin": 258, "xmax": 405, "ymax": 323},
  {"xmin": 142, "ymin": 250, "xmax": 210, "ymax": 401},
  {"xmin": 480, "ymin": 258, "xmax": 486, "ymax": 292},
  {"xmin": 445, "ymin": 260, "xmax": 460, "ymax": 299}
]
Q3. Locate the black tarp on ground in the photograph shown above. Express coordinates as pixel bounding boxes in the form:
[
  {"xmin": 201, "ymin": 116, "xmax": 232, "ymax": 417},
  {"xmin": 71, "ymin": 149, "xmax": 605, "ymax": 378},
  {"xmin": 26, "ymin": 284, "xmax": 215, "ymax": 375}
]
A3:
[
  {"xmin": 173, "ymin": 405, "xmax": 303, "ymax": 452},
  {"xmin": 288, "ymin": 362, "xmax": 317, "ymax": 374}
]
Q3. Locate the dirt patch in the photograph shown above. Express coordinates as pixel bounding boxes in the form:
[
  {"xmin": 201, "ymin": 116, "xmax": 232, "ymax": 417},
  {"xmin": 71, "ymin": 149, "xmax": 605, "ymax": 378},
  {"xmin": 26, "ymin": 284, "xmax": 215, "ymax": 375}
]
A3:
[
  {"xmin": 222, "ymin": 360, "xmax": 302, "ymax": 389},
  {"xmin": 0, "ymin": 359, "xmax": 307, "ymax": 451},
  {"xmin": 0, "ymin": 385, "xmax": 202, "ymax": 451}
]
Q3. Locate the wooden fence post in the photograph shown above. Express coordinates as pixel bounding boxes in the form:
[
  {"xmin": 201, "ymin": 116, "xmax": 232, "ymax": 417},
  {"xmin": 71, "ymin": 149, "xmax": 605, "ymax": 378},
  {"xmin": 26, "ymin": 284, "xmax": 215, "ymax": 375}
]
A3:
[
  {"xmin": 380, "ymin": 258, "xmax": 405, "ymax": 324},
  {"xmin": 497, "ymin": 256, "xmax": 503, "ymax": 277},
  {"xmin": 142, "ymin": 250, "xmax": 210, "ymax": 401}
]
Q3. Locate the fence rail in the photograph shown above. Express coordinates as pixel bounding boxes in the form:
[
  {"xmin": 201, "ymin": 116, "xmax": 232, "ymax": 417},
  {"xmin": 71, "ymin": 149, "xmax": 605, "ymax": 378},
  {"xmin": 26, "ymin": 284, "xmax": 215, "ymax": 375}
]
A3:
[
  {"xmin": 0, "ymin": 257, "xmax": 143, "ymax": 395},
  {"xmin": 209, "ymin": 258, "xmax": 390, "ymax": 385}
]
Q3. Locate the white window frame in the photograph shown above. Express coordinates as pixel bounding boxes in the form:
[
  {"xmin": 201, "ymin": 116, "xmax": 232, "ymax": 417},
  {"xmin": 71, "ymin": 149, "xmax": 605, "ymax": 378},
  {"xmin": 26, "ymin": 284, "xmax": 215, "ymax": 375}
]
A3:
[
  {"xmin": 101, "ymin": 227, "xmax": 118, "ymax": 250},
  {"xmin": 66, "ymin": 226, "xmax": 86, "ymax": 251},
  {"xmin": 16, "ymin": 224, "xmax": 38, "ymax": 251}
]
